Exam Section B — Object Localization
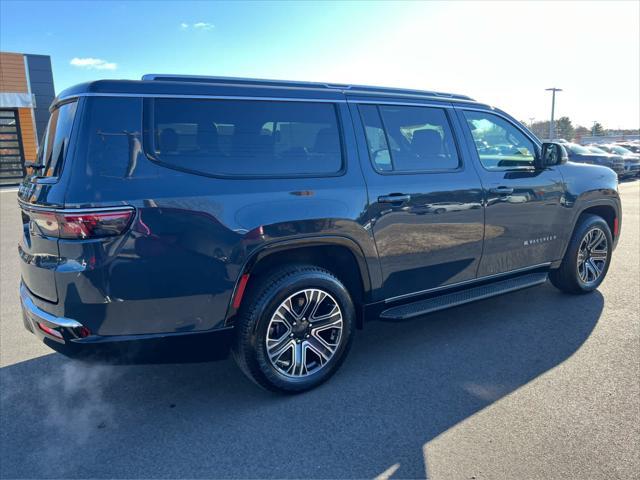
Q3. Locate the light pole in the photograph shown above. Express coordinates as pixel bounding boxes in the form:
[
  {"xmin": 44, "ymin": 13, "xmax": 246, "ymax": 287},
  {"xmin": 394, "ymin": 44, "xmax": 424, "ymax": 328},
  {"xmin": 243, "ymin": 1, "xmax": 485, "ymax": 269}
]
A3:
[
  {"xmin": 546, "ymin": 87, "xmax": 562, "ymax": 140},
  {"xmin": 529, "ymin": 117, "xmax": 535, "ymax": 129}
]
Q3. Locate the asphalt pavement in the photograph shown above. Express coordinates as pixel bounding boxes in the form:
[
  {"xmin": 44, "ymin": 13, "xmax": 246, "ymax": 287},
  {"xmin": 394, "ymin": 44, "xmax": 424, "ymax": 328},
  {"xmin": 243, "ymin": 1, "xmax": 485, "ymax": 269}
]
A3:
[{"xmin": 1, "ymin": 181, "xmax": 638, "ymax": 479}]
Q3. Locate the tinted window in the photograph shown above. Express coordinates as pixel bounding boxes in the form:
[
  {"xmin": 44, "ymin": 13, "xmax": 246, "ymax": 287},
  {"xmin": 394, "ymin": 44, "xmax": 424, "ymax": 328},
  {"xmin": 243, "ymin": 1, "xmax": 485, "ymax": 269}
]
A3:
[
  {"xmin": 360, "ymin": 104, "xmax": 460, "ymax": 172},
  {"xmin": 37, "ymin": 101, "xmax": 77, "ymax": 177},
  {"xmin": 359, "ymin": 105, "xmax": 392, "ymax": 171},
  {"xmin": 463, "ymin": 111, "xmax": 536, "ymax": 170},
  {"xmin": 147, "ymin": 99, "xmax": 343, "ymax": 176}
]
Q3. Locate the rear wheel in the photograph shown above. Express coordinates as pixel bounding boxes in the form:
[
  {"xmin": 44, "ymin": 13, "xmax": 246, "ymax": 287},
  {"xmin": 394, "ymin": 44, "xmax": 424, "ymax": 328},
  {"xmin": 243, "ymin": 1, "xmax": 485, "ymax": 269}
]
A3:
[
  {"xmin": 232, "ymin": 265, "xmax": 355, "ymax": 393},
  {"xmin": 549, "ymin": 214, "xmax": 613, "ymax": 294}
]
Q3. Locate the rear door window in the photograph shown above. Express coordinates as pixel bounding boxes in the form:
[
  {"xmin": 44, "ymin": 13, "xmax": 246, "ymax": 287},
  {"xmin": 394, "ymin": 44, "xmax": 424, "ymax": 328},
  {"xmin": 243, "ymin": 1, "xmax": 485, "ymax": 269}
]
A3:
[
  {"xmin": 359, "ymin": 104, "xmax": 460, "ymax": 172},
  {"xmin": 146, "ymin": 99, "xmax": 343, "ymax": 177}
]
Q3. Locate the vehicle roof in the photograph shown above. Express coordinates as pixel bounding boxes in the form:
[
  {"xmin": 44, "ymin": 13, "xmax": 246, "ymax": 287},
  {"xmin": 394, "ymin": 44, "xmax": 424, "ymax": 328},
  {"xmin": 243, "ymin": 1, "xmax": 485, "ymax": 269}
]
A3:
[{"xmin": 55, "ymin": 75, "xmax": 480, "ymax": 106}]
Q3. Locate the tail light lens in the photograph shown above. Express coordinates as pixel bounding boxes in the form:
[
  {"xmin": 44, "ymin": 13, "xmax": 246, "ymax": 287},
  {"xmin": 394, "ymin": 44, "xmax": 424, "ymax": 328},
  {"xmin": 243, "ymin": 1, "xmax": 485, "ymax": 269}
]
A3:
[{"xmin": 29, "ymin": 209, "xmax": 134, "ymax": 239}]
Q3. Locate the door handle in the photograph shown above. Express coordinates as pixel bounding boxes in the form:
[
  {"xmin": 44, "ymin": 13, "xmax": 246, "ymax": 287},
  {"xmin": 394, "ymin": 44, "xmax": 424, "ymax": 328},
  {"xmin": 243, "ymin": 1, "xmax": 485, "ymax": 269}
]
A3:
[
  {"xmin": 378, "ymin": 194, "xmax": 411, "ymax": 204},
  {"xmin": 489, "ymin": 186, "xmax": 514, "ymax": 195}
]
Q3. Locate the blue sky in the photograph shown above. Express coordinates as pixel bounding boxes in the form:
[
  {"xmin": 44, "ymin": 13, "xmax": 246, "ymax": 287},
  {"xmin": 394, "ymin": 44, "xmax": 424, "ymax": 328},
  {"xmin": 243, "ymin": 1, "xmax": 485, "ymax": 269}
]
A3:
[{"xmin": 1, "ymin": 1, "xmax": 638, "ymax": 128}]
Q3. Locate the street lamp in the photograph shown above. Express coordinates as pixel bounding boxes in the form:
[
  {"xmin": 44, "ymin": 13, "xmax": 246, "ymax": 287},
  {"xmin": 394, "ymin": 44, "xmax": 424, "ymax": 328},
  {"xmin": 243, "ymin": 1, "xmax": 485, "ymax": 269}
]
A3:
[{"xmin": 546, "ymin": 87, "xmax": 562, "ymax": 140}]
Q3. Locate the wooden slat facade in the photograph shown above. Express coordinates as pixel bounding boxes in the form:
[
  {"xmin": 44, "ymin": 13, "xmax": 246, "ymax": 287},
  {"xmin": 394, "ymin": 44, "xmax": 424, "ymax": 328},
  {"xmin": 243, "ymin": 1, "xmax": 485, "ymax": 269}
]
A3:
[
  {"xmin": 0, "ymin": 52, "xmax": 28, "ymax": 93},
  {"xmin": 17, "ymin": 108, "xmax": 37, "ymax": 161},
  {"xmin": 1, "ymin": 51, "xmax": 43, "ymax": 182}
]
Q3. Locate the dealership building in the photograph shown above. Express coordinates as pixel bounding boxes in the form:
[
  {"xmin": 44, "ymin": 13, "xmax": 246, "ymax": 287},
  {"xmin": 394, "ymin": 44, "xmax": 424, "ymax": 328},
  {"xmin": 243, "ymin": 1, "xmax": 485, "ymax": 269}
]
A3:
[{"xmin": 0, "ymin": 52, "xmax": 55, "ymax": 185}]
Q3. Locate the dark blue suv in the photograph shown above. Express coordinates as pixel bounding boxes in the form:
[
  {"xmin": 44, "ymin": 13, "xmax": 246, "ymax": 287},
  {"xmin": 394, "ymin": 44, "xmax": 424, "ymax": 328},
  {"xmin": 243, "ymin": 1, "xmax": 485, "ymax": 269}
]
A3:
[{"xmin": 18, "ymin": 75, "xmax": 621, "ymax": 392}]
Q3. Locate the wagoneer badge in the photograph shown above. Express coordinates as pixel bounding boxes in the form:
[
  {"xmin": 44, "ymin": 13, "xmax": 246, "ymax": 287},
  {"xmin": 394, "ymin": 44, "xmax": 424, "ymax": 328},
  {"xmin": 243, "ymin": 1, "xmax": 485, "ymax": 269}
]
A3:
[{"xmin": 524, "ymin": 235, "xmax": 557, "ymax": 246}]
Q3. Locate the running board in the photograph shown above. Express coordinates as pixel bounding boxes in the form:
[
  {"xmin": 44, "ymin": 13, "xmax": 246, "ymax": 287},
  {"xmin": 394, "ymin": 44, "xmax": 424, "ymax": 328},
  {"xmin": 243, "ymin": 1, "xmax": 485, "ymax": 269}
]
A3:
[{"xmin": 380, "ymin": 272, "xmax": 548, "ymax": 320}]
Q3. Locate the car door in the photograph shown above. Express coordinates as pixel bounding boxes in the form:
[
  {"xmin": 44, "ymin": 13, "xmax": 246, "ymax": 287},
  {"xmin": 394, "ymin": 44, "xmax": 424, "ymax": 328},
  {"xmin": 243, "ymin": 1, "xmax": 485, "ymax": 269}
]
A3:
[
  {"xmin": 349, "ymin": 99, "xmax": 484, "ymax": 301},
  {"xmin": 455, "ymin": 107, "xmax": 567, "ymax": 277}
]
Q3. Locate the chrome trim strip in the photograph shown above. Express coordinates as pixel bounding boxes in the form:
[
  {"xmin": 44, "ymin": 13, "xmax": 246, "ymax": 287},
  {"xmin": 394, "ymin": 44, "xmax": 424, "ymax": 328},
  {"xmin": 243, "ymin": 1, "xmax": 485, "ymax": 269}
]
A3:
[
  {"xmin": 55, "ymin": 92, "xmax": 479, "ymax": 106},
  {"xmin": 56, "ymin": 93, "xmax": 347, "ymax": 103},
  {"xmin": 20, "ymin": 283, "xmax": 83, "ymax": 329},
  {"xmin": 384, "ymin": 263, "xmax": 552, "ymax": 303},
  {"xmin": 17, "ymin": 199, "xmax": 134, "ymax": 214}
]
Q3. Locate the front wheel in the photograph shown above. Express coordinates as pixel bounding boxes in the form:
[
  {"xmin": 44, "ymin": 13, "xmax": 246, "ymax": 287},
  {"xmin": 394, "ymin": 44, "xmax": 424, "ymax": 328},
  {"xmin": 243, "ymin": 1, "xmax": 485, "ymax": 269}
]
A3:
[
  {"xmin": 232, "ymin": 265, "xmax": 355, "ymax": 393},
  {"xmin": 549, "ymin": 214, "xmax": 613, "ymax": 294}
]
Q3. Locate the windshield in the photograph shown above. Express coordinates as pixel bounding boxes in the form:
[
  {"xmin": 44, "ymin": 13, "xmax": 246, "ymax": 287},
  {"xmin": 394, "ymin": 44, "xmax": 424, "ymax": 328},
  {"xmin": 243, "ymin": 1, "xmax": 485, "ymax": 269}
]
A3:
[
  {"xmin": 36, "ymin": 101, "xmax": 78, "ymax": 177},
  {"xmin": 566, "ymin": 143, "xmax": 591, "ymax": 154},
  {"xmin": 611, "ymin": 145, "xmax": 633, "ymax": 155},
  {"xmin": 588, "ymin": 146, "xmax": 607, "ymax": 154}
]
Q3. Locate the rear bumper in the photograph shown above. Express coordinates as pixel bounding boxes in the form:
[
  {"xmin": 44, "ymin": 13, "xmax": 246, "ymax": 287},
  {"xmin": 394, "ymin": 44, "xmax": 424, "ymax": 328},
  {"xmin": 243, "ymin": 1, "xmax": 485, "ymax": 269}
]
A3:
[{"xmin": 20, "ymin": 283, "xmax": 234, "ymax": 363}]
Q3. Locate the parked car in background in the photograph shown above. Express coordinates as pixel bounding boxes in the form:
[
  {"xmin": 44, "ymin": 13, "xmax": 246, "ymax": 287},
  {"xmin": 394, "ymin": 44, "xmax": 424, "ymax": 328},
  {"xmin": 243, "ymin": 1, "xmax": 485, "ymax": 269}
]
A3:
[
  {"xmin": 564, "ymin": 143, "xmax": 625, "ymax": 177},
  {"xmin": 615, "ymin": 142, "xmax": 640, "ymax": 154},
  {"xmin": 18, "ymin": 75, "xmax": 621, "ymax": 392},
  {"xmin": 590, "ymin": 144, "xmax": 640, "ymax": 178}
]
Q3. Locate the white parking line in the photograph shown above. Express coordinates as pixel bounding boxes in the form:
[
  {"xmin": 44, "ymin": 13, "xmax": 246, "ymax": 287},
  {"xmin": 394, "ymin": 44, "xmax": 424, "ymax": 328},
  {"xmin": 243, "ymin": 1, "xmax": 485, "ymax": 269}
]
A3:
[{"xmin": 0, "ymin": 187, "xmax": 19, "ymax": 193}]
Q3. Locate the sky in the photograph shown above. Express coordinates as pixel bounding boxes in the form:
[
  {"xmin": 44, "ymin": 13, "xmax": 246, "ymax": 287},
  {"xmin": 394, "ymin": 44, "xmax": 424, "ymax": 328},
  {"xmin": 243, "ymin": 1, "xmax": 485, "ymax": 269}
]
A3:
[{"xmin": 1, "ymin": 0, "xmax": 638, "ymax": 129}]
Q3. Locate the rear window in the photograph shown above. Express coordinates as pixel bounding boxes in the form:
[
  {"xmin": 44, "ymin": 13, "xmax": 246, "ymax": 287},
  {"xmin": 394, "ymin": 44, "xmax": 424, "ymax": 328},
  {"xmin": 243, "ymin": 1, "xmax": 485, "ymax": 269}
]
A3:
[
  {"xmin": 37, "ymin": 101, "xmax": 78, "ymax": 177},
  {"xmin": 145, "ymin": 98, "xmax": 343, "ymax": 177}
]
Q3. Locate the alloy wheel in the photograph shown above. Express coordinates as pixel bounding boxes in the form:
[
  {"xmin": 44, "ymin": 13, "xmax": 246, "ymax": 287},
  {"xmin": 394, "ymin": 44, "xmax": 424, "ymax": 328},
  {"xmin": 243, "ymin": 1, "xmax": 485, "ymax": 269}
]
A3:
[
  {"xmin": 265, "ymin": 289, "xmax": 343, "ymax": 378},
  {"xmin": 577, "ymin": 227, "xmax": 608, "ymax": 285}
]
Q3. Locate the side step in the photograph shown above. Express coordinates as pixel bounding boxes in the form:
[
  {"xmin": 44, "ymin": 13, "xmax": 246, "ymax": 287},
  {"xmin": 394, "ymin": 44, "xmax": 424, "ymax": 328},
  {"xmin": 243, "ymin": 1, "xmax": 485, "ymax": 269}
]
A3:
[{"xmin": 380, "ymin": 272, "xmax": 548, "ymax": 320}]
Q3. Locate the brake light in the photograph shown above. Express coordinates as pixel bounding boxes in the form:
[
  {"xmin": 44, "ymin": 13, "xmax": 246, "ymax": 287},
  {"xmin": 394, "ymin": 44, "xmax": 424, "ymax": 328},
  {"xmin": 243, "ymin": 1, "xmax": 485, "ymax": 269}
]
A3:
[
  {"xmin": 37, "ymin": 322, "xmax": 63, "ymax": 339},
  {"xmin": 29, "ymin": 209, "xmax": 134, "ymax": 239}
]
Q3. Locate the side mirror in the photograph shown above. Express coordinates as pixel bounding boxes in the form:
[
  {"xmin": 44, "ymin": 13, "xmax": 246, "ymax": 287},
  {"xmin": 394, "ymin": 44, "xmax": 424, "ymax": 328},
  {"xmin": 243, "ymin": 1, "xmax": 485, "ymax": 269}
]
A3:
[{"xmin": 540, "ymin": 142, "xmax": 568, "ymax": 167}]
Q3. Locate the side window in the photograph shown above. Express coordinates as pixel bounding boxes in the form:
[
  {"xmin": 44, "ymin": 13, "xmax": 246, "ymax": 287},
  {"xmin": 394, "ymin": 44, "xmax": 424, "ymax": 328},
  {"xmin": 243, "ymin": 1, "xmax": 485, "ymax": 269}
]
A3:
[
  {"xmin": 147, "ymin": 99, "xmax": 343, "ymax": 177},
  {"xmin": 463, "ymin": 111, "xmax": 536, "ymax": 170},
  {"xmin": 358, "ymin": 105, "xmax": 392, "ymax": 171},
  {"xmin": 360, "ymin": 104, "xmax": 460, "ymax": 172},
  {"xmin": 37, "ymin": 101, "xmax": 78, "ymax": 177}
]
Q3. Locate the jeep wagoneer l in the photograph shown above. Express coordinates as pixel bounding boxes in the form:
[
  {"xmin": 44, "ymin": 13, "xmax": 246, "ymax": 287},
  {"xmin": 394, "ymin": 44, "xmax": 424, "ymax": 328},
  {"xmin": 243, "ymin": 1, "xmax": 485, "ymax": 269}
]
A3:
[{"xmin": 18, "ymin": 75, "xmax": 621, "ymax": 392}]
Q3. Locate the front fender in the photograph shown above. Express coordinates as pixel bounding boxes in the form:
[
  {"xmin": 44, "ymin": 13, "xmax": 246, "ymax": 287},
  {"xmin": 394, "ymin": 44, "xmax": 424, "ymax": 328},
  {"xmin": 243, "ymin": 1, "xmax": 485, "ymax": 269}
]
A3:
[{"xmin": 556, "ymin": 162, "xmax": 621, "ymax": 263}]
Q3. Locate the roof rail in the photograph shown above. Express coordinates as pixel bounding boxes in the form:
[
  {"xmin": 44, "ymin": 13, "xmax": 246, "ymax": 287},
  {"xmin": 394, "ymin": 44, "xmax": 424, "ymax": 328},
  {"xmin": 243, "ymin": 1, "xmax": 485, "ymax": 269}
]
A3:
[{"xmin": 141, "ymin": 74, "xmax": 474, "ymax": 101}]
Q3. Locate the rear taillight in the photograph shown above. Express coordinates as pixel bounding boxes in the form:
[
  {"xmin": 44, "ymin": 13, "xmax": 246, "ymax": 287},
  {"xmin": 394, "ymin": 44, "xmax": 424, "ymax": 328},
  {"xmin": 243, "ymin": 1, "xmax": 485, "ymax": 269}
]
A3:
[{"xmin": 29, "ymin": 209, "xmax": 134, "ymax": 239}]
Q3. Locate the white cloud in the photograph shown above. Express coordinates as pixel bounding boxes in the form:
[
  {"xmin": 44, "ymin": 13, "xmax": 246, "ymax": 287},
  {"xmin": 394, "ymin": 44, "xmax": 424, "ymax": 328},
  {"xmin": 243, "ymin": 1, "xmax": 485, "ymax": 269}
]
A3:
[
  {"xmin": 180, "ymin": 22, "xmax": 215, "ymax": 30},
  {"xmin": 192, "ymin": 22, "xmax": 214, "ymax": 30},
  {"xmin": 180, "ymin": 21, "xmax": 214, "ymax": 31},
  {"xmin": 70, "ymin": 57, "xmax": 117, "ymax": 70}
]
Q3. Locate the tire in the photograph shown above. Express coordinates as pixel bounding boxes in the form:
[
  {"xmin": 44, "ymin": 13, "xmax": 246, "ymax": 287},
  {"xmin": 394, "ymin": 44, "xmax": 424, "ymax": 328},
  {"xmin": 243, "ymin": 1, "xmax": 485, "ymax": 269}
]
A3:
[
  {"xmin": 232, "ymin": 264, "xmax": 355, "ymax": 393},
  {"xmin": 549, "ymin": 214, "xmax": 613, "ymax": 294}
]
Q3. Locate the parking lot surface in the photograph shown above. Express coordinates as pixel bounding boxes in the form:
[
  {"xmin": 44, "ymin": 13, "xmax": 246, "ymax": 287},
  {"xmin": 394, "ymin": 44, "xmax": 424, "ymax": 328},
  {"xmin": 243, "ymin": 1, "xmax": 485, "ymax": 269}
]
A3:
[{"xmin": 1, "ymin": 181, "xmax": 638, "ymax": 479}]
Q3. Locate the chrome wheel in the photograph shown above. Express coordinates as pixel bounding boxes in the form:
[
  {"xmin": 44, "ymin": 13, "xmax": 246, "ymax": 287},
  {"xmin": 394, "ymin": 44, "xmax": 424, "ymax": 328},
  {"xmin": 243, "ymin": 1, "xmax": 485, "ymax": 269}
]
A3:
[
  {"xmin": 265, "ymin": 289, "xmax": 343, "ymax": 378},
  {"xmin": 577, "ymin": 227, "xmax": 608, "ymax": 285}
]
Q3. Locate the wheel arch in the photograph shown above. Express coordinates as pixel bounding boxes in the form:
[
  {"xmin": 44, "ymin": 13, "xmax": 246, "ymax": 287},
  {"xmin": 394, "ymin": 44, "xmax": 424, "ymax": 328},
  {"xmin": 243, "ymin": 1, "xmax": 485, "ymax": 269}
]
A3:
[
  {"xmin": 555, "ymin": 199, "xmax": 621, "ymax": 267},
  {"xmin": 225, "ymin": 236, "xmax": 372, "ymax": 328}
]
